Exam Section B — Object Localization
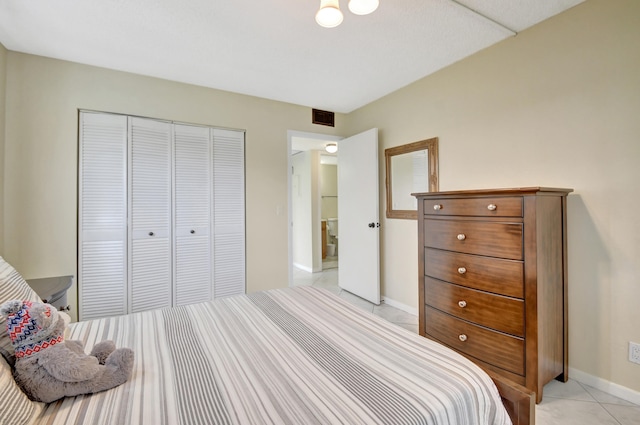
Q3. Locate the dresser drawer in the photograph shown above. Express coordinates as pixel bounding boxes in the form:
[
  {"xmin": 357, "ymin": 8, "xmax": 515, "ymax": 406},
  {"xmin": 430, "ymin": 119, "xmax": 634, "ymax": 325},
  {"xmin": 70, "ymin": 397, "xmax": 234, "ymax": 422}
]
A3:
[
  {"xmin": 424, "ymin": 277, "xmax": 524, "ymax": 337},
  {"xmin": 424, "ymin": 219, "xmax": 523, "ymax": 260},
  {"xmin": 424, "ymin": 248, "xmax": 524, "ymax": 298},
  {"xmin": 425, "ymin": 306, "xmax": 524, "ymax": 376},
  {"xmin": 423, "ymin": 197, "xmax": 523, "ymax": 217}
]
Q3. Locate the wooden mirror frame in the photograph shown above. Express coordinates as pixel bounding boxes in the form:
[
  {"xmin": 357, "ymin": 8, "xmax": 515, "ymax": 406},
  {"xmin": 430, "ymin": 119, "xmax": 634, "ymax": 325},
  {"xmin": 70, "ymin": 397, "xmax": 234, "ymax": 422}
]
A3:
[{"xmin": 385, "ymin": 137, "xmax": 439, "ymax": 219}]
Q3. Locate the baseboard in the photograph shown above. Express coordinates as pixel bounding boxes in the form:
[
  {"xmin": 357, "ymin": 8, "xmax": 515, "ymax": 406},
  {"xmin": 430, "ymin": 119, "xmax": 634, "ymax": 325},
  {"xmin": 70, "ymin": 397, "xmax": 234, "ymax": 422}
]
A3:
[
  {"xmin": 569, "ymin": 367, "xmax": 640, "ymax": 405},
  {"xmin": 293, "ymin": 263, "xmax": 313, "ymax": 273},
  {"xmin": 381, "ymin": 296, "xmax": 418, "ymax": 316}
]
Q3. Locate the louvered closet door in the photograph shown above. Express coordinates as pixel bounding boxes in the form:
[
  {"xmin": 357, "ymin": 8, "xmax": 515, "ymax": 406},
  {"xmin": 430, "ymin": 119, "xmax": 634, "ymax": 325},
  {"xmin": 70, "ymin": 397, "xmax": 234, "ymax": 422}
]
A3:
[
  {"xmin": 212, "ymin": 129, "xmax": 246, "ymax": 297},
  {"xmin": 78, "ymin": 112, "xmax": 128, "ymax": 320},
  {"xmin": 129, "ymin": 117, "xmax": 173, "ymax": 313},
  {"xmin": 173, "ymin": 124, "xmax": 212, "ymax": 305}
]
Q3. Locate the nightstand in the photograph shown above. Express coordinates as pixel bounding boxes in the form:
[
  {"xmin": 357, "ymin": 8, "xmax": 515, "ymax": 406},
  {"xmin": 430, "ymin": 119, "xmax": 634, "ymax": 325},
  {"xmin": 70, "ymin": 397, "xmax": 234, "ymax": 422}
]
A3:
[{"xmin": 27, "ymin": 275, "xmax": 73, "ymax": 312}]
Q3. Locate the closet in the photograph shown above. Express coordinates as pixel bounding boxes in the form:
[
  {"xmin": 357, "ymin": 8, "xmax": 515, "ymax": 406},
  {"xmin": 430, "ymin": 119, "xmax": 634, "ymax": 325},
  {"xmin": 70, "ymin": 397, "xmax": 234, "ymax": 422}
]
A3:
[{"xmin": 78, "ymin": 111, "xmax": 245, "ymax": 320}]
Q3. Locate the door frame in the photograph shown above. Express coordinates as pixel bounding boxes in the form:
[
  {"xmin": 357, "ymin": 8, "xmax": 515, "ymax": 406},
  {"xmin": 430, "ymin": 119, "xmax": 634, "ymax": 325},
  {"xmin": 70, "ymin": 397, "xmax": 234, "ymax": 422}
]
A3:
[{"xmin": 287, "ymin": 130, "xmax": 342, "ymax": 286}]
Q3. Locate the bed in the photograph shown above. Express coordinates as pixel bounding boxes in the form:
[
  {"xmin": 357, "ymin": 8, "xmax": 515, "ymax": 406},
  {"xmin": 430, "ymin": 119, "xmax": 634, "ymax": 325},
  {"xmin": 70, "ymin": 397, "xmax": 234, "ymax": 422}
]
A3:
[{"xmin": 1, "ymin": 257, "xmax": 533, "ymax": 425}]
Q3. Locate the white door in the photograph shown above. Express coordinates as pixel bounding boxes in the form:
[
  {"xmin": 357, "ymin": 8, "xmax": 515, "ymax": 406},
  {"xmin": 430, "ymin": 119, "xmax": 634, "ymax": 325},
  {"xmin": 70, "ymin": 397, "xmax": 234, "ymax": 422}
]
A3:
[
  {"xmin": 212, "ymin": 128, "xmax": 246, "ymax": 298},
  {"xmin": 338, "ymin": 128, "xmax": 380, "ymax": 304},
  {"xmin": 173, "ymin": 124, "xmax": 212, "ymax": 306},
  {"xmin": 78, "ymin": 112, "xmax": 128, "ymax": 320},
  {"xmin": 128, "ymin": 117, "xmax": 173, "ymax": 313}
]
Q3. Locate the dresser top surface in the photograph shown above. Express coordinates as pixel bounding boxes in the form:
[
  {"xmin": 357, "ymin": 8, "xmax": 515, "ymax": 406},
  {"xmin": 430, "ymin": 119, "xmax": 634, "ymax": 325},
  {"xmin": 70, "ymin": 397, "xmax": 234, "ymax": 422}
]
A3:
[
  {"xmin": 413, "ymin": 187, "xmax": 573, "ymax": 198},
  {"xmin": 27, "ymin": 275, "xmax": 73, "ymax": 299}
]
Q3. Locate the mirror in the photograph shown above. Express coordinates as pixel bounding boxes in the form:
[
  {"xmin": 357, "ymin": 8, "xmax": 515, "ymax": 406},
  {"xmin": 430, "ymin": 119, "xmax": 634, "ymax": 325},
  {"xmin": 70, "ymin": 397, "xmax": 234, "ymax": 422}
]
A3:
[{"xmin": 385, "ymin": 137, "xmax": 439, "ymax": 219}]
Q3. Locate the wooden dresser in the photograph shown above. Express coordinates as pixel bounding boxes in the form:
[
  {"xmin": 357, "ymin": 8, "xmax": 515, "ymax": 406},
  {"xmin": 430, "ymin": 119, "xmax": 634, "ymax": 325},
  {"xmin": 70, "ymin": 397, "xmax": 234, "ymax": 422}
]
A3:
[{"xmin": 414, "ymin": 187, "xmax": 572, "ymax": 403}]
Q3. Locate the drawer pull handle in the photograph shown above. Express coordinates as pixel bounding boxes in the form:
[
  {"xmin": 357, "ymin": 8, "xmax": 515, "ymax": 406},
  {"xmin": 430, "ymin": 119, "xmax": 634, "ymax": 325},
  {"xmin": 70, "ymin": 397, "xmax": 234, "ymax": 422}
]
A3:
[
  {"xmin": 190, "ymin": 230, "xmax": 195, "ymax": 234},
  {"xmin": 148, "ymin": 232, "xmax": 154, "ymax": 236},
  {"xmin": 433, "ymin": 204, "xmax": 443, "ymax": 211},
  {"xmin": 457, "ymin": 267, "xmax": 467, "ymax": 274},
  {"xmin": 459, "ymin": 334, "xmax": 468, "ymax": 342},
  {"xmin": 487, "ymin": 203, "xmax": 497, "ymax": 211},
  {"xmin": 458, "ymin": 300, "xmax": 467, "ymax": 308},
  {"xmin": 457, "ymin": 233, "xmax": 466, "ymax": 241}
]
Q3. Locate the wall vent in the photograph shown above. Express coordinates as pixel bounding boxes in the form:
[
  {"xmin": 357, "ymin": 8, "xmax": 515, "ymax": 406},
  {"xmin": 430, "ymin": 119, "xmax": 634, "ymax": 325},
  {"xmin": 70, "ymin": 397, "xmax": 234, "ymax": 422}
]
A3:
[{"xmin": 312, "ymin": 109, "xmax": 335, "ymax": 127}]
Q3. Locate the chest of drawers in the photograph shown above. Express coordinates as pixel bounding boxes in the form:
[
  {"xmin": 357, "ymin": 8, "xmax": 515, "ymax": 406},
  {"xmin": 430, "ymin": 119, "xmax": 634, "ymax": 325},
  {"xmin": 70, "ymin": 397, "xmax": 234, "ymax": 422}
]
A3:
[{"xmin": 414, "ymin": 187, "xmax": 572, "ymax": 403}]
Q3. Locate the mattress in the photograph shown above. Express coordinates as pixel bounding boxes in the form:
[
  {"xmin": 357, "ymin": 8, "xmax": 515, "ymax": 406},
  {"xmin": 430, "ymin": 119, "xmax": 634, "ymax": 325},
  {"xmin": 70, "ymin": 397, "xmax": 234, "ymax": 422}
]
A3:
[{"xmin": 35, "ymin": 286, "xmax": 511, "ymax": 425}]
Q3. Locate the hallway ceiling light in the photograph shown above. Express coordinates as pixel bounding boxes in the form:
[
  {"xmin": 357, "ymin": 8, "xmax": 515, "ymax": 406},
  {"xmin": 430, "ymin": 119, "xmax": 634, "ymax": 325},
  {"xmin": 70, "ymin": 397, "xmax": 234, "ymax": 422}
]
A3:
[
  {"xmin": 316, "ymin": 0, "xmax": 379, "ymax": 28},
  {"xmin": 325, "ymin": 143, "xmax": 338, "ymax": 153}
]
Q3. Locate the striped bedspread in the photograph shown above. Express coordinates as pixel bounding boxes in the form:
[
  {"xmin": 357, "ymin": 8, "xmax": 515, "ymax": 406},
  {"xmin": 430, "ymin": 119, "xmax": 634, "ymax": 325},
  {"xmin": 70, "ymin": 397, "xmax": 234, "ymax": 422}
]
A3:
[{"xmin": 34, "ymin": 287, "xmax": 511, "ymax": 425}]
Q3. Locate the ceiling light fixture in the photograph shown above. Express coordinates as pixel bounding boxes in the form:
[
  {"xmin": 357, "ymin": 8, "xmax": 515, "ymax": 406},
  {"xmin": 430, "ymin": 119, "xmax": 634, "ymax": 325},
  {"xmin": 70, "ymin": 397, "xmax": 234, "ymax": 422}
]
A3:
[
  {"xmin": 316, "ymin": 0, "xmax": 379, "ymax": 28},
  {"xmin": 348, "ymin": 0, "xmax": 379, "ymax": 15},
  {"xmin": 325, "ymin": 143, "xmax": 338, "ymax": 153},
  {"xmin": 315, "ymin": 0, "xmax": 344, "ymax": 28}
]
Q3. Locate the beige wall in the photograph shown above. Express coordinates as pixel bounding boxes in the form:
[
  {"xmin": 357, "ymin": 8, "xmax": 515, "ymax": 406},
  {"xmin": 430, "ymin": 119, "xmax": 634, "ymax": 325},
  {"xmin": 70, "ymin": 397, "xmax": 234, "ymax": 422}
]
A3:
[
  {"xmin": 2, "ymin": 52, "xmax": 346, "ymax": 318},
  {"xmin": 320, "ymin": 163, "xmax": 338, "ymax": 219},
  {"xmin": 0, "ymin": 43, "xmax": 6, "ymax": 256},
  {"xmin": 346, "ymin": 0, "xmax": 640, "ymax": 393},
  {"xmin": 292, "ymin": 150, "xmax": 323, "ymax": 272}
]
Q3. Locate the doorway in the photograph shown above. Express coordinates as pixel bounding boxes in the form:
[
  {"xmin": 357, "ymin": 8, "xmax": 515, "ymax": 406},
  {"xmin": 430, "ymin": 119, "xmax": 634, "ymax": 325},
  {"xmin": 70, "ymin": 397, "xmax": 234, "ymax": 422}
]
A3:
[
  {"xmin": 287, "ymin": 130, "xmax": 342, "ymax": 286},
  {"xmin": 321, "ymin": 163, "xmax": 339, "ymax": 270},
  {"xmin": 288, "ymin": 128, "xmax": 380, "ymax": 304}
]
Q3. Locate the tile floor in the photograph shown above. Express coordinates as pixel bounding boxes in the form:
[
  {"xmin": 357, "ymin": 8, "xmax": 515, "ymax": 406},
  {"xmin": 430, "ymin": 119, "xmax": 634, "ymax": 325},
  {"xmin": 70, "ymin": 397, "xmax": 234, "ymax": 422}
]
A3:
[{"xmin": 292, "ymin": 266, "xmax": 640, "ymax": 425}]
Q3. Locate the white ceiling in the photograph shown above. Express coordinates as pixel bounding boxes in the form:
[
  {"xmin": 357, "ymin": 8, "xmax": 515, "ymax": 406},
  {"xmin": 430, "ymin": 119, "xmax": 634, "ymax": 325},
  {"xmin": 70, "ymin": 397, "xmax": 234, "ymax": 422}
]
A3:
[{"xmin": 0, "ymin": 0, "xmax": 584, "ymax": 113}]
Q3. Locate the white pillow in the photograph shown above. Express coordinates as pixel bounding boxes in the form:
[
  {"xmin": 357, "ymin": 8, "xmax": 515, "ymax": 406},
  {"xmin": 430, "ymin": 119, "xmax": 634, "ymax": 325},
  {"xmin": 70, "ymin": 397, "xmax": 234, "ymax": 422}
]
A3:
[
  {"xmin": 0, "ymin": 256, "xmax": 42, "ymax": 365},
  {"xmin": 0, "ymin": 356, "xmax": 43, "ymax": 424}
]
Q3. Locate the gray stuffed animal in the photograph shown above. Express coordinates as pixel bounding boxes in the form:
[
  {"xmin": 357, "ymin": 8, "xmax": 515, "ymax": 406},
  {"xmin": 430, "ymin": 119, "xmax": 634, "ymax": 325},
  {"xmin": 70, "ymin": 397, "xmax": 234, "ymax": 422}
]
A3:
[{"xmin": 1, "ymin": 299, "xmax": 134, "ymax": 403}]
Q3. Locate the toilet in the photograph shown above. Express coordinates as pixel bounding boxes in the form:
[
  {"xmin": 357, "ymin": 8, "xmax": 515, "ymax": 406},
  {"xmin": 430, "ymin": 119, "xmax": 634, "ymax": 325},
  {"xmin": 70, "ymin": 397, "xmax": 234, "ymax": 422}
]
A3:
[{"xmin": 327, "ymin": 218, "xmax": 338, "ymax": 257}]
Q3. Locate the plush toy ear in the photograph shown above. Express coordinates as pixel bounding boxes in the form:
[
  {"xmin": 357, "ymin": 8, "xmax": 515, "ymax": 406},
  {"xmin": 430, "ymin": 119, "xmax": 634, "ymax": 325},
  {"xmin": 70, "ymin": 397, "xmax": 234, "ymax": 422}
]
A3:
[{"xmin": 0, "ymin": 299, "xmax": 23, "ymax": 316}]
